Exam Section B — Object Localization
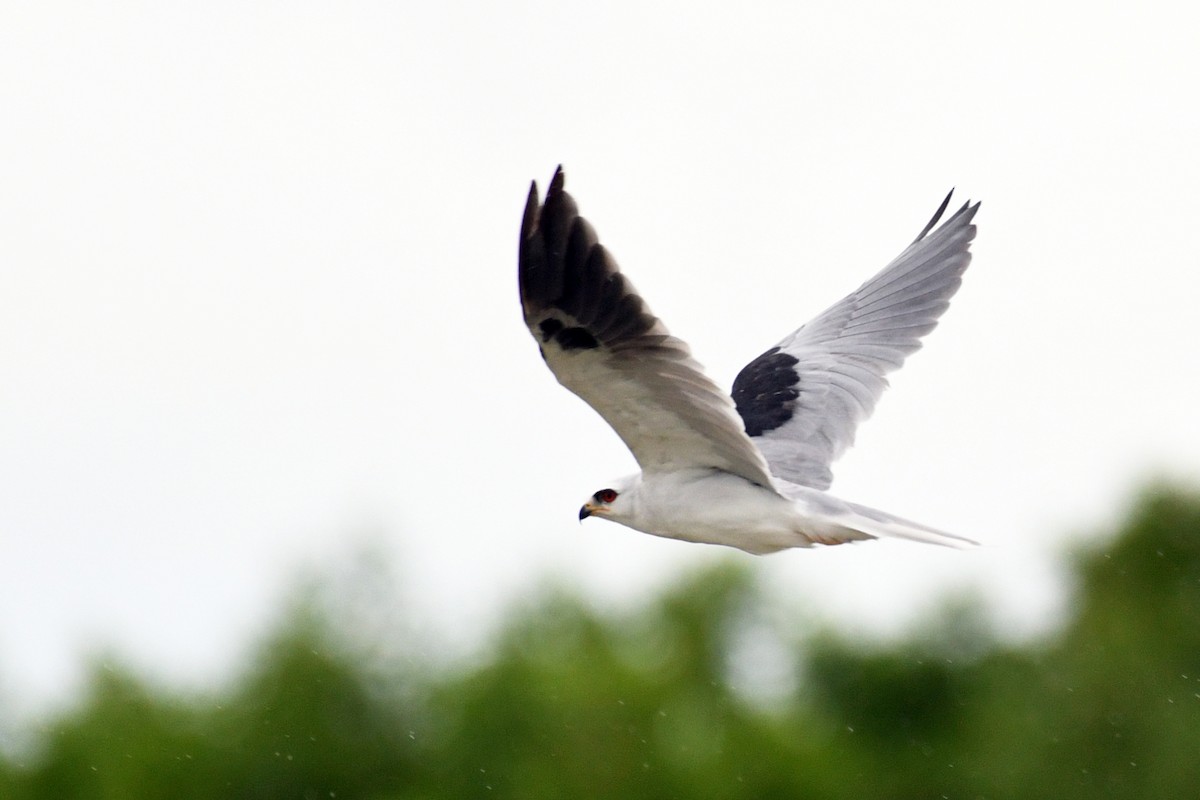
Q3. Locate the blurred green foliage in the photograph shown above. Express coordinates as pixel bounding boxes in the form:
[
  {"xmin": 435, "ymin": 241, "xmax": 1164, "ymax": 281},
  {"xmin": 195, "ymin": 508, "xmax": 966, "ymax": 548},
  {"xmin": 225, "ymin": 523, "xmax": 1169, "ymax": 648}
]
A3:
[{"xmin": 3, "ymin": 485, "xmax": 1199, "ymax": 799}]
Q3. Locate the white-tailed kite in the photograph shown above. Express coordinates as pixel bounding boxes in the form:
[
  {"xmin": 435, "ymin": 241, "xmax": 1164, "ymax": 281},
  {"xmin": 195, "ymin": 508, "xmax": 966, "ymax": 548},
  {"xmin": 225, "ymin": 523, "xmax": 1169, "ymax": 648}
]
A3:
[{"xmin": 519, "ymin": 167, "xmax": 979, "ymax": 554}]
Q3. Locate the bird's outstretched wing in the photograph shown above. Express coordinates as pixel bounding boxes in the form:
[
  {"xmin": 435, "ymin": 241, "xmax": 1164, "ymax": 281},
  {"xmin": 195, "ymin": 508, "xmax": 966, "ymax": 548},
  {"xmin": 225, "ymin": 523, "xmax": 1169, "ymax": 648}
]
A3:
[
  {"xmin": 520, "ymin": 167, "xmax": 776, "ymax": 488},
  {"xmin": 732, "ymin": 192, "xmax": 980, "ymax": 490}
]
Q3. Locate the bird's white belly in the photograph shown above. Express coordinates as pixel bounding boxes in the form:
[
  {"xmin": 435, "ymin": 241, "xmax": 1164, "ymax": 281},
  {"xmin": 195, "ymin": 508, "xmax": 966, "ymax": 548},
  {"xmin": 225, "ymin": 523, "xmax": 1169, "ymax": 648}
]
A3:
[{"xmin": 632, "ymin": 471, "xmax": 810, "ymax": 555}]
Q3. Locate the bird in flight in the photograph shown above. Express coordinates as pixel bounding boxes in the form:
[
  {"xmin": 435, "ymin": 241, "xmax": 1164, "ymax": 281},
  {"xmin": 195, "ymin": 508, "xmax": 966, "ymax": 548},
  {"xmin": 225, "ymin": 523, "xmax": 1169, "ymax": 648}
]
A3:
[{"xmin": 519, "ymin": 167, "xmax": 979, "ymax": 554}]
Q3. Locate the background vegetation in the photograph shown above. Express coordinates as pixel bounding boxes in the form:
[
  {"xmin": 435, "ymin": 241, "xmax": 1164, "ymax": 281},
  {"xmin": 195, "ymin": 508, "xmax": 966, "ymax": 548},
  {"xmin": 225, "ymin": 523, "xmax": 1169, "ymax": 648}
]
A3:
[{"xmin": 2, "ymin": 485, "xmax": 1198, "ymax": 799}]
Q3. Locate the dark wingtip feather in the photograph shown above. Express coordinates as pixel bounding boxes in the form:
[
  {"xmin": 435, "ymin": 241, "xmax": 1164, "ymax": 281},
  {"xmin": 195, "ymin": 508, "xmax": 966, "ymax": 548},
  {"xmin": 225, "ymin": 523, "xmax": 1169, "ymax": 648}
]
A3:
[
  {"xmin": 520, "ymin": 167, "xmax": 581, "ymax": 314},
  {"xmin": 520, "ymin": 180, "xmax": 541, "ymax": 245},
  {"xmin": 913, "ymin": 189, "xmax": 955, "ymax": 243},
  {"xmin": 949, "ymin": 198, "xmax": 983, "ymax": 230}
]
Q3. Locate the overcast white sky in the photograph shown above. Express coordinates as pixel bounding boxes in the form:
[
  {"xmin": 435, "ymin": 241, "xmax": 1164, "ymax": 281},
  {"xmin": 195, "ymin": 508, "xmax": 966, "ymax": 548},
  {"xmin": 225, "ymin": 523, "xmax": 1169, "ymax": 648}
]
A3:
[{"xmin": 2, "ymin": 2, "xmax": 1198, "ymax": 713}]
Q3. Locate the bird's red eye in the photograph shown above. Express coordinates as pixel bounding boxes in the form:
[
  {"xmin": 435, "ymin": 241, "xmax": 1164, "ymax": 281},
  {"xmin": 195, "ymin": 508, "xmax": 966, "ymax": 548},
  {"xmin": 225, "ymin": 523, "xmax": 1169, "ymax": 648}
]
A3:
[{"xmin": 594, "ymin": 488, "xmax": 618, "ymax": 504}]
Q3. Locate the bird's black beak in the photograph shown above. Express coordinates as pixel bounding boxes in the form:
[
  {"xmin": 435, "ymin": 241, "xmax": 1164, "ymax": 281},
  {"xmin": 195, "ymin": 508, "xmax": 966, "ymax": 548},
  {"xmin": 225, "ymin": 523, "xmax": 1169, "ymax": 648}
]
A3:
[{"xmin": 578, "ymin": 505, "xmax": 591, "ymax": 521}]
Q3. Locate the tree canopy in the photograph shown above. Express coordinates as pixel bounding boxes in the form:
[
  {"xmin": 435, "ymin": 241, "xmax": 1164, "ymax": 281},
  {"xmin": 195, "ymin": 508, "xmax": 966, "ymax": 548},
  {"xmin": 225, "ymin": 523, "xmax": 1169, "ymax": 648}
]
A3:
[{"xmin": 3, "ymin": 484, "xmax": 1198, "ymax": 799}]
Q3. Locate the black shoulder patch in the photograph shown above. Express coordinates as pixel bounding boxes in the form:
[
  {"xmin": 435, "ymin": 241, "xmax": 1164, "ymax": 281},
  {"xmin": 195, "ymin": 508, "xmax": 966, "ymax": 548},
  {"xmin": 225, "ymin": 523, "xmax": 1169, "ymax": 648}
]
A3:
[
  {"xmin": 555, "ymin": 326, "xmax": 600, "ymax": 351},
  {"xmin": 538, "ymin": 318, "xmax": 565, "ymax": 343},
  {"xmin": 731, "ymin": 346, "xmax": 801, "ymax": 437}
]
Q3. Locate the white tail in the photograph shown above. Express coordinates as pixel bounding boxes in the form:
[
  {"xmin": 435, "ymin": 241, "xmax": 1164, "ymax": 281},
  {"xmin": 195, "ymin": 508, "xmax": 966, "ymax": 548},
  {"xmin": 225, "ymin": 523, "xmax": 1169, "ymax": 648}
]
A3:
[{"xmin": 836, "ymin": 498, "xmax": 978, "ymax": 548}]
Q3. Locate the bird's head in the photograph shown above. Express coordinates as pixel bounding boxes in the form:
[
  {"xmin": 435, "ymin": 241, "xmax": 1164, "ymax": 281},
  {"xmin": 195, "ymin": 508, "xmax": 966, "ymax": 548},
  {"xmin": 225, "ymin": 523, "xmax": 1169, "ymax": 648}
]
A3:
[{"xmin": 578, "ymin": 475, "xmax": 639, "ymax": 525}]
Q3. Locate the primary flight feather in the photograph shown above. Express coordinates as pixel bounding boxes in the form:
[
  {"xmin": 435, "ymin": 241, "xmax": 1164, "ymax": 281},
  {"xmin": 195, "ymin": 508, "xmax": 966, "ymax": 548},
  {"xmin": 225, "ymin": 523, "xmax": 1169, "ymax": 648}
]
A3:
[{"xmin": 519, "ymin": 167, "xmax": 979, "ymax": 554}]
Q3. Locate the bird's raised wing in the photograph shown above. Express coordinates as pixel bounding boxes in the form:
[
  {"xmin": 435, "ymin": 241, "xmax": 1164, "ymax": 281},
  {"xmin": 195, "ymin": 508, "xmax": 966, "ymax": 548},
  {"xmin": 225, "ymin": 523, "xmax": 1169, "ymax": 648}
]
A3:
[
  {"xmin": 520, "ymin": 168, "xmax": 776, "ymax": 489},
  {"xmin": 732, "ymin": 192, "xmax": 980, "ymax": 490}
]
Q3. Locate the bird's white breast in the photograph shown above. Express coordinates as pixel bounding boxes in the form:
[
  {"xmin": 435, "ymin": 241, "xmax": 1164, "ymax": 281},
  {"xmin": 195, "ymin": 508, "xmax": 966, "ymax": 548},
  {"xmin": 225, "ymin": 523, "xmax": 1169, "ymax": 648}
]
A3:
[{"xmin": 629, "ymin": 470, "xmax": 809, "ymax": 555}]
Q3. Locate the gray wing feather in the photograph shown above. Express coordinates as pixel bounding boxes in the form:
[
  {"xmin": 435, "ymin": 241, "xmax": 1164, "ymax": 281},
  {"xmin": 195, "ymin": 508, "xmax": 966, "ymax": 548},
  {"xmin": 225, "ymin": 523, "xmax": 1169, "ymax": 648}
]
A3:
[
  {"xmin": 734, "ymin": 193, "xmax": 980, "ymax": 490},
  {"xmin": 521, "ymin": 168, "xmax": 777, "ymax": 489}
]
